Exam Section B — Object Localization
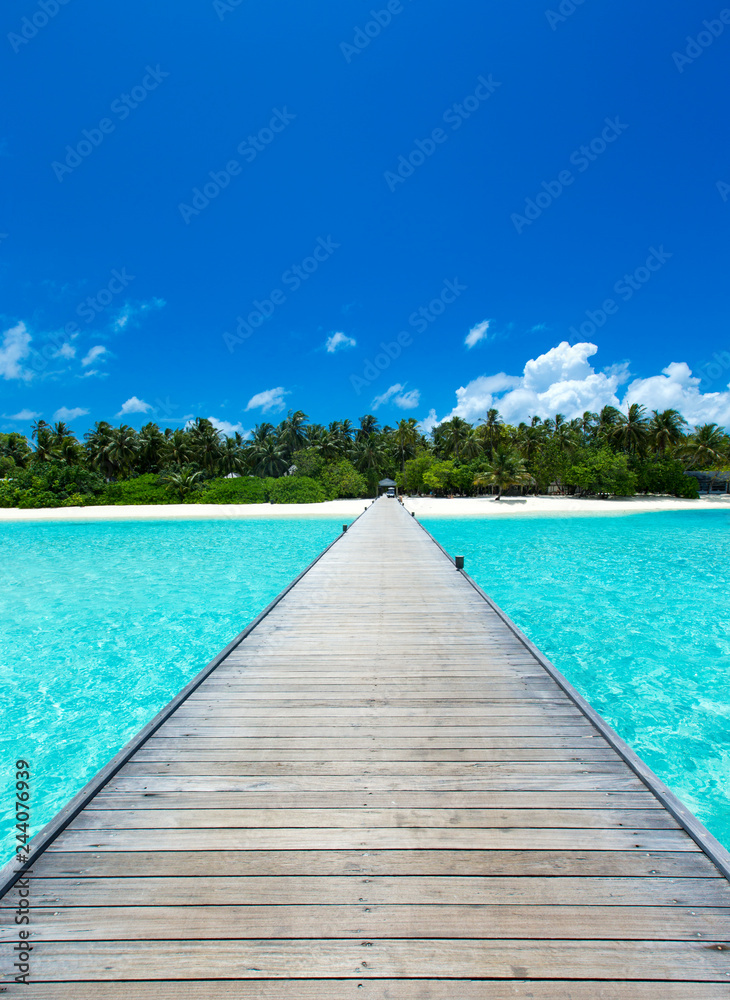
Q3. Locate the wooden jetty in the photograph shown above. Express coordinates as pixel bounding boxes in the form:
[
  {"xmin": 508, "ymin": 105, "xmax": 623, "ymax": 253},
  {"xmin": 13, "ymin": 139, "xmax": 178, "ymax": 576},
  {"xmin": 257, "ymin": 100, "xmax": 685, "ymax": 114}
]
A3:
[{"xmin": 2, "ymin": 497, "xmax": 730, "ymax": 997}]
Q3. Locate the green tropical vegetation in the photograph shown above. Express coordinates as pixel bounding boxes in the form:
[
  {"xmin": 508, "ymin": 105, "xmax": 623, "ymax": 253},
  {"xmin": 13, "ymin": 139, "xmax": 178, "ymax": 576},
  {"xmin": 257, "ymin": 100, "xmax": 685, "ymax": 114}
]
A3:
[{"xmin": 0, "ymin": 405, "xmax": 726, "ymax": 507}]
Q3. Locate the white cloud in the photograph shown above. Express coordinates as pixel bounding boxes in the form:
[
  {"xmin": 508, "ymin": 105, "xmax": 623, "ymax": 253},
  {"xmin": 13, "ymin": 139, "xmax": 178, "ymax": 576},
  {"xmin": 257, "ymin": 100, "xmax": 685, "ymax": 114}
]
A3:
[
  {"xmin": 428, "ymin": 341, "xmax": 730, "ymax": 430},
  {"xmin": 113, "ymin": 297, "xmax": 166, "ymax": 332},
  {"xmin": 464, "ymin": 319, "xmax": 491, "ymax": 350},
  {"xmin": 207, "ymin": 416, "xmax": 249, "ymax": 437},
  {"xmin": 245, "ymin": 387, "xmax": 289, "ymax": 414},
  {"xmin": 625, "ymin": 362, "xmax": 730, "ymax": 427},
  {"xmin": 372, "ymin": 383, "xmax": 421, "ymax": 411},
  {"xmin": 81, "ymin": 345, "xmax": 109, "ymax": 367},
  {"xmin": 395, "ymin": 388, "xmax": 420, "ymax": 409},
  {"xmin": 418, "ymin": 409, "xmax": 440, "ymax": 436},
  {"xmin": 325, "ymin": 331, "xmax": 356, "ymax": 353},
  {"xmin": 0, "ymin": 322, "xmax": 33, "ymax": 381},
  {"xmin": 4, "ymin": 409, "xmax": 41, "ymax": 420},
  {"xmin": 55, "ymin": 343, "xmax": 76, "ymax": 360},
  {"xmin": 53, "ymin": 406, "xmax": 89, "ymax": 422},
  {"xmin": 116, "ymin": 396, "xmax": 153, "ymax": 417}
]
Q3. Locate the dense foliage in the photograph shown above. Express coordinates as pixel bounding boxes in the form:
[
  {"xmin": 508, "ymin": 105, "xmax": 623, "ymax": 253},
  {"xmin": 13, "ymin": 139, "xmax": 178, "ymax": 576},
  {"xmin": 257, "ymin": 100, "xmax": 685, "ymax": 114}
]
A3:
[{"xmin": 0, "ymin": 404, "xmax": 725, "ymax": 507}]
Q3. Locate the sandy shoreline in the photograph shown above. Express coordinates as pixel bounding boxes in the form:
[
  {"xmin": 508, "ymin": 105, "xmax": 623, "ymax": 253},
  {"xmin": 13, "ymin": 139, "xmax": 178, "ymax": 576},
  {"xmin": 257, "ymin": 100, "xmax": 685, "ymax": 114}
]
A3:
[
  {"xmin": 403, "ymin": 494, "xmax": 730, "ymax": 517},
  {"xmin": 0, "ymin": 494, "xmax": 727, "ymax": 523}
]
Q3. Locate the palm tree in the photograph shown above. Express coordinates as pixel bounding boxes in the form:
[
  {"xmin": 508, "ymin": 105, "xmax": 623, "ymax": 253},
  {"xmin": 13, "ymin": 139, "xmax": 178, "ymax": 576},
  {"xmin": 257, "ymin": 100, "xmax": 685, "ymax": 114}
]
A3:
[
  {"xmin": 357, "ymin": 414, "xmax": 380, "ymax": 441},
  {"xmin": 515, "ymin": 420, "xmax": 545, "ymax": 464},
  {"xmin": 218, "ymin": 436, "xmax": 247, "ymax": 476},
  {"xmin": 682, "ymin": 423, "xmax": 729, "ymax": 469},
  {"xmin": 395, "ymin": 418, "xmax": 419, "ymax": 471},
  {"xmin": 278, "ymin": 410, "xmax": 309, "ymax": 456},
  {"xmin": 650, "ymin": 409, "xmax": 688, "ymax": 455},
  {"xmin": 161, "ymin": 428, "xmax": 191, "ymax": 468},
  {"xmin": 479, "ymin": 408, "xmax": 503, "ymax": 460},
  {"xmin": 435, "ymin": 416, "xmax": 471, "ymax": 460},
  {"xmin": 32, "ymin": 426, "xmax": 56, "ymax": 463},
  {"xmin": 250, "ymin": 435, "xmax": 289, "ymax": 477},
  {"xmin": 474, "ymin": 448, "xmax": 533, "ymax": 500},
  {"xmin": 30, "ymin": 418, "xmax": 49, "ymax": 441},
  {"xmin": 50, "ymin": 421, "xmax": 72, "ymax": 446},
  {"xmin": 107, "ymin": 425, "xmax": 139, "ymax": 478},
  {"xmin": 580, "ymin": 411, "xmax": 598, "ymax": 445},
  {"xmin": 84, "ymin": 421, "xmax": 116, "ymax": 478},
  {"xmin": 58, "ymin": 436, "xmax": 82, "ymax": 465},
  {"xmin": 161, "ymin": 464, "xmax": 204, "ymax": 501},
  {"xmin": 188, "ymin": 418, "xmax": 222, "ymax": 475},
  {"xmin": 596, "ymin": 405, "xmax": 623, "ymax": 445},
  {"xmin": 137, "ymin": 423, "xmax": 167, "ymax": 473},
  {"xmin": 612, "ymin": 403, "xmax": 649, "ymax": 455}
]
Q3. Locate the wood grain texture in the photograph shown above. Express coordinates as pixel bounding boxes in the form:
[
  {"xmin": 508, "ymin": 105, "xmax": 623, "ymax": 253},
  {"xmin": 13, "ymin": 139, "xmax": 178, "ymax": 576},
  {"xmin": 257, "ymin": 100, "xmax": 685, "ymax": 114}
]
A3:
[{"xmin": 3, "ymin": 497, "xmax": 728, "ymax": 993}]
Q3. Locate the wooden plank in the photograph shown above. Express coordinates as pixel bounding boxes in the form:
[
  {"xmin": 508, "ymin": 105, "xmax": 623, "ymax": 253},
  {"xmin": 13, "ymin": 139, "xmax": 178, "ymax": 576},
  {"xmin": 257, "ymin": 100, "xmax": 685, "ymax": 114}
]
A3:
[
  {"xmin": 15, "ymin": 982, "xmax": 730, "ymax": 1000},
  {"xmin": 27, "ymin": 849, "xmax": 723, "ymax": 877},
  {"xmin": 117, "ymin": 760, "xmax": 635, "ymax": 775},
  {"xmin": 19, "ymin": 939, "xmax": 730, "ymax": 980},
  {"xmin": 12, "ymin": 874, "xmax": 730, "ymax": 907},
  {"xmin": 6, "ymin": 903, "xmax": 729, "ymax": 941},
  {"xmin": 130, "ymin": 746, "xmax": 621, "ymax": 762},
  {"xmin": 90, "ymin": 790, "xmax": 661, "ymax": 809},
  {"xmin": 70, "ymin": 807, "xmax": 679, "ymax": 830},
  {"xmin": 102, "ymin": 770, "xmax": 652, "ymax": 791},
  {"xmin": 46, "ymin": 827, "xmax": 697, "ymax": 852}
]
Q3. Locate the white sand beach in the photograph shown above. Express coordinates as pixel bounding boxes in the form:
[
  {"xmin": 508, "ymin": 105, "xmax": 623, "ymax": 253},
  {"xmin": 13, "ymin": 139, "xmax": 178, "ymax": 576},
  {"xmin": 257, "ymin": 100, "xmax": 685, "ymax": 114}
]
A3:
[
  {"xmin": 403, "ymin": 493, "xmax": 730, "ymax": 517},
  {"xmin": 0, "ymin": 493, "xmax": 727, "ymax": 522}
]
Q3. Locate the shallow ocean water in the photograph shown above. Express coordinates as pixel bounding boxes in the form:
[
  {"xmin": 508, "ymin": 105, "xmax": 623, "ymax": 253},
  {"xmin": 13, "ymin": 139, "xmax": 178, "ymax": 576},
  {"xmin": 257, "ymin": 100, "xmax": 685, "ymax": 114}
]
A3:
[
  {"xmin": 422, "ymin": 510, "xmax": 730, "ymax": 848},
  {"xmin": 0, "ymin": 516, "xmax": 341, "ymax": 864}
]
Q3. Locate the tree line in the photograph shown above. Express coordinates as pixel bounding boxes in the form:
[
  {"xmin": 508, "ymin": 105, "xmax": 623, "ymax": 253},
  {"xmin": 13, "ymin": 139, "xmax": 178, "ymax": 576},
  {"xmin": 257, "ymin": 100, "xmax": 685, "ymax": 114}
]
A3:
[{"xmin": 0, "ymin": 405, "xmax": 726, "ymax": 507}]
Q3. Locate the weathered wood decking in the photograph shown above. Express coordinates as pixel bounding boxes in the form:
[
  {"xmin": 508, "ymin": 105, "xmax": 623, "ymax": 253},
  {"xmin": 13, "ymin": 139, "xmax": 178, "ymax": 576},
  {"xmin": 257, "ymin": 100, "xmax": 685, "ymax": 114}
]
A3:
[{"xmin": 2, "ymin": 497, "xmax": 730, "ymax": 997}]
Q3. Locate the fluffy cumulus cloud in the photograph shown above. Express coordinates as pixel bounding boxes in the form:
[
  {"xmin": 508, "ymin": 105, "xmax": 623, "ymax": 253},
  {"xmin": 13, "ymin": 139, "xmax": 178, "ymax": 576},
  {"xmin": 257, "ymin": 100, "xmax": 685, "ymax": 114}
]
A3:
[
  {"xmin": 208, "ymin": 416, "xmax": 249, "ymax": 437},
  {"xmin": 245, "ymin": 386, "xmax": 290, "ymax": 414},
  {"xmin": 625, "ymin": 362, "xmax": 730, "ymax": 427},
  {"xmin": 372, "ymin": 383, "xmax": 421, "ymax": 411},
  {"xmin": 81, "ymin": 345, "xmax": 109, "ymax": 367},
  {"xmin": 464, "ymin": 319, "xmax": 491, "ymax": 350},
  {"xmin": 4, "ymin": 409, "xmax": 41, "ymax": 421},
  {"xmin": 0, "ymin": 322, "xmax": 33, "ymax": 381},
  {"xmin": 55, "ymin": 343, "xmax": 76, "ymax": 360},
  {"xmin": 53, "ymin": 406, "xmax": 89, "ymax": 422},
  {"xmin": 427, "ymin": 341, "xmax": 730, "ymax": 431},
  {"xmin": 116, "ymin": 396, "xmax": 153, "ymax": 417},
  {"xmin": 325, "ymin": 331, "xmax": 356, "ymax": 353}
]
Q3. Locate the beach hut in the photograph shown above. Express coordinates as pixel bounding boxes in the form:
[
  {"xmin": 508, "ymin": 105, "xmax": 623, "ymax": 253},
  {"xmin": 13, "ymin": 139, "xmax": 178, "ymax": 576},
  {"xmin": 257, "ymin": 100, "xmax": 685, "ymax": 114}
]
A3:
[{"xmin": 378, "ymin": 477, "xmax": 397, "ymax": 496}]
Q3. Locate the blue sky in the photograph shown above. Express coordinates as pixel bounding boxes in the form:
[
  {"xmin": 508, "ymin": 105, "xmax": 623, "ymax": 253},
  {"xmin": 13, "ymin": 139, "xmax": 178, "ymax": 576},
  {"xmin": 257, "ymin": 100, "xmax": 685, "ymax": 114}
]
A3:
[{"xmin": 1, "ymin": 0, "xmax": 729, "ymax": 436}]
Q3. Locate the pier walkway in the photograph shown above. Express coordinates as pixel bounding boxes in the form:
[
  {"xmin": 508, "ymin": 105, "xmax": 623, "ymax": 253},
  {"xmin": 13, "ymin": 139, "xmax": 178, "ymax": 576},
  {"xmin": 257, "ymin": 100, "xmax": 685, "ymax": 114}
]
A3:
[{"xmin": 2, "ymin": 497, "xmax": 730, "ymax": 996}]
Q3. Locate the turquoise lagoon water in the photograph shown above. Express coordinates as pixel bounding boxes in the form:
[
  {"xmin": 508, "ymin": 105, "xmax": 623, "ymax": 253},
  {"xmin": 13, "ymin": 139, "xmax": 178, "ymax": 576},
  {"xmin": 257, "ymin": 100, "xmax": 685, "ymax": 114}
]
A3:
[
  {"xmin": 422, "ymin": 510, "xmax": 730, "ymax": 848},
  {"xmin": 0, "ymin": 517, "xmax": 341, "ymax": 865}
]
